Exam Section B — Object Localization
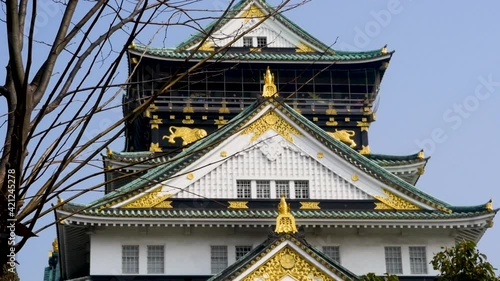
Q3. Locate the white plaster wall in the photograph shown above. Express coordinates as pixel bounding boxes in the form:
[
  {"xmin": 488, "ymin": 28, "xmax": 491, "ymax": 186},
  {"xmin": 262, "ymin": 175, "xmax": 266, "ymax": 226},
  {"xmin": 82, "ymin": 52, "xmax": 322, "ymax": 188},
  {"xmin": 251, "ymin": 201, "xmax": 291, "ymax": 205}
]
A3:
[
  {"xmin": 306, "ymin": 227, "xmax": 455, "ymax": 276},
  {"xmin": 90, "ymin": 226, "xmax": 455, "ymax": 276},
  {"xmin": 175, "ymin": 145, "xmax": 371, "ymax": 200}
]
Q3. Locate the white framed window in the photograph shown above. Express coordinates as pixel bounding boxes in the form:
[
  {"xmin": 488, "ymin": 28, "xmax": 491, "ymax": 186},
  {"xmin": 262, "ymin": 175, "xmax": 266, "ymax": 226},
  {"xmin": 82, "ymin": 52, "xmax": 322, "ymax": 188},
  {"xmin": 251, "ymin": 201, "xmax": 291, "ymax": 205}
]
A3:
[
  {"xmin": 243, "ymin": 36, "xmax": 253, "ymax": 47},
  {"xmin": 275, "ymin": 180, "xmax": 290, "ymax": 198},
  {"xmin": 235, "ymin": 245, "xmax": 252, "ymax": 260},
  {"xmin": 322, "ymin": 246, "xmax": 341, "ymax": 263},
  {"xmin": 211, "ymin": 245, "xmax": 228, "ymax": 274},
  {"xmin": 122, "ymin": 245, "xmax": 139, "ymax": 274},
  {"xmin": 256, "ymin": 180, "xmax": 271, "ymax": 198},
  {"xmin": 409, "ymin": 246, "xmax": 428, "ymax": 274},
  {"xmin": 147, "ymin": 245, "xmax": 164, "ymax": 274},
  {"xmin": 257, "ymin": 37, "xmax": 267, "ymax": 48},
  {"xmin": 239, "ymin": 180, "xmax": 309, "ymax": 199},
  {"xmin": 385, "ymin": 246, "xmax": 403, "ymax": 274},
  {"xmin": 294, "ymin": 180, "xmax": 309, "ymax": 199},
  {"xmin": 236, "ymin": 180, "xmax": 251, "ymax": 198}
]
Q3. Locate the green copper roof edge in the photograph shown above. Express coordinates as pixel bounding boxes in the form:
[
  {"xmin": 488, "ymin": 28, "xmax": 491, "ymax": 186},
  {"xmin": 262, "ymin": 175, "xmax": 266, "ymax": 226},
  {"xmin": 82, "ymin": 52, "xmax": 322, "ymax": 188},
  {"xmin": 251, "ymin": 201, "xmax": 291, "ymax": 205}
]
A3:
[
  {"xmin": 365, "ymin": 152, "xmax": 428, "ymax": 161},
  {"xmin": 130, "ymin": 44, "xmax": 388, "ymax": 62},
  {"xmin": 74, "ymin": 208, "xmax": 492, "ymax": 219}
]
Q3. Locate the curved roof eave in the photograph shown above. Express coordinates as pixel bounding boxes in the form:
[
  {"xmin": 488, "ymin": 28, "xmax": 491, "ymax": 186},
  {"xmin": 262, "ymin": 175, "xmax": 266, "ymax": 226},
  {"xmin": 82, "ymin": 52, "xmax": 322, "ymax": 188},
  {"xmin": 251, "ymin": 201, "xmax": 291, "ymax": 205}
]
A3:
[{"xmin": 128, "ymin": 48, "xmax": 393, "ymax": 65}]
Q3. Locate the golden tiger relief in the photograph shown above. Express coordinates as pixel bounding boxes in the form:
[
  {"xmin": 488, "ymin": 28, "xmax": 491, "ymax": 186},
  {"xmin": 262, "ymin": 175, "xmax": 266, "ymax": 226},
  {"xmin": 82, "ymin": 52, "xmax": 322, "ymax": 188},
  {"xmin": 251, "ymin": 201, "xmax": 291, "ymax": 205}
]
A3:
[
  {"xmin": 162, "ymin": 126, "xmax": 207, "ymax": 146},
  {"xmin": 327, "ymin": 129, "xmax": 356, "ymax": 148}
]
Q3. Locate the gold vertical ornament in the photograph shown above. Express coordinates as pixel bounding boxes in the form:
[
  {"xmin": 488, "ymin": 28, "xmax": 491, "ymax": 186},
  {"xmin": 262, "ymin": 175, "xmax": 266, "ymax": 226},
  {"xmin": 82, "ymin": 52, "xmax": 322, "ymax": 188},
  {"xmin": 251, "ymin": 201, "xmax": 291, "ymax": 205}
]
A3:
[{"xmin": 275, "ymin": 195, "xmax": 298, "ymax": 234}]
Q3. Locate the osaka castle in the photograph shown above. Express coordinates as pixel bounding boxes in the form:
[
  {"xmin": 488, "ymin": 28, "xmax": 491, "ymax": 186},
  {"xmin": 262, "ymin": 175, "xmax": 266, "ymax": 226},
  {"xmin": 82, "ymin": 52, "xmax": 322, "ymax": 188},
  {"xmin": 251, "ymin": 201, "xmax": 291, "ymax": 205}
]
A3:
[{"xmin": 54, "ymin": 0, "xmax": 496, "ymax": 280}]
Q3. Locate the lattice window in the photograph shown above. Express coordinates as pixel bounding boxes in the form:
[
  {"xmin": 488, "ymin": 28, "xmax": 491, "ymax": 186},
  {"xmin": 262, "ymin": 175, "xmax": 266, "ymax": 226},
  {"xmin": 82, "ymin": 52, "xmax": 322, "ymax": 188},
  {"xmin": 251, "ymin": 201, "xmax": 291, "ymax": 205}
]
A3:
[
  {"xmin": 294, "ymin": 180, "xmax": 309, "ymax": 199},
  {"xmin": 276, "ymin": 180, "xmax": 289, "ymax": 198},
  {"xmin": 409, "ymin": 246, "xmax": 428, "ymax": 274},
  {"xmin": 385, "ymin": 246, "xmax": 403, "ymax": 274},
  {"xmin": 256, "ymin": 180, "xmax": 270, "ymax": 198},
  {"xmin": 235, "ymin": 245, "xmax": 252, "ymax": 260},
  {"xmin": 236, "ymin": 180, "xmax": 251, "ymax": 198},
  {"xmin": 243, "ymin": 36, "xmax": 253, "ymax": 47},
  {"xmin": 147, "ymin": 245, "xmax": 164, "ymax": 274},
  {"xmin": 257, "ymin": 37, "xmax": 267, "ymax": 48},
  {"xmin": 322, "ymin": 246, "xmax": 341, "ymax": 263},
  {"xmin": 122, "ymin": 245, "xmax": 139, "ymax": 274},
  {"xmin": 211, "ymin": 246, "xmax": 228, "ymax": 274}
]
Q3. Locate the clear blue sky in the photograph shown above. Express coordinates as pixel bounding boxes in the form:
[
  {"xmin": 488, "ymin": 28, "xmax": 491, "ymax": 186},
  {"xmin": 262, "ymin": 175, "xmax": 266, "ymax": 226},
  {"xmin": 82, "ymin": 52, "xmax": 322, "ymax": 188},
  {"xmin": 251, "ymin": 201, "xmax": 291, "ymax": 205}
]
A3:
[{"xmin": 8, "ymin": 0, "xmax": 500, "ymax": 280}]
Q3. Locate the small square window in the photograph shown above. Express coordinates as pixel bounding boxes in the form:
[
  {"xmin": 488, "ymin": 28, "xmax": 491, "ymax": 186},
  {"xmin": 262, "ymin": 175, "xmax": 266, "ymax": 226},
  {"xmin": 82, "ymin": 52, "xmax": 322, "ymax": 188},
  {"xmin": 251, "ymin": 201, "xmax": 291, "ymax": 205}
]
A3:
[
  {"xmin": 294, "ymin": 181, "xmax": 309, "ymax": 199},
  {"xmin": 322, "ymin": 246, "xmax": 341, "ymax": 263},
  {"xmin": 257, "ymin": 37, "xmax": 267, "ymax": 48},
  {"xmin": 237, "ymin": 180, "xmax": 251, "ymax": 198},
  {"xmin": 409, "ymin": 246, "xmax": 428, "ymax": 274},
  {"xmin": 385, "ymin": 246, "xmax": 403, "ymax": 274},
  {"xmin": 147, "ymin": 245, "xmax": 164, "ymax": 274},
  {"xmin": 211, "ymin": 246, "xmax": 228, "ymax": 274},
  {"xmin": 256, "ymin": 180, "xmax": 270, "ymax": 198},
  {"xmin": 122, "ymin": 245, "xmax": 139, "ymax": 274},
  {"xmin": 243, "ymin": 37, "xmax": 253, "ymax": 47},
  {"xmin": 275, "ymin": 180, "xmax": 289, "ymax": 198},
  {"xmin": 235, "ymin": 246, "xmax": 252, "ymax": 260}
]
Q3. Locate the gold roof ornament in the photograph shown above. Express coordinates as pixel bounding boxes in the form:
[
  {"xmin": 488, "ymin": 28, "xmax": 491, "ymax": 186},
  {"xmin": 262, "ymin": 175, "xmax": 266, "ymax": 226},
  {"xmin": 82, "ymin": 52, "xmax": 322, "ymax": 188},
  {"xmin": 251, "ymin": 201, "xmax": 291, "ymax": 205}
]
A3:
[
  {"xmin": 106, "ymin": 147, "xmax": 113, "ymax": 157},
  {"xmin": 52, "ymin": 238, "xmax": 59, "ymax": 253},
  {"xmin": 262, "ymin": 66, "xmax": 278, "ymax": 98},
  {"xmin": 486, "ymin": 198, "xmax": 493, "ymax": 211},
  {"xmin": 417, "ymin": 149, "xmax": 424, "ymax": 159},
  {"xmin": 275, "ymin": 195, "xmax": 298, "ymax": 234},
  {"xmin": 381, "ymin": 44, "xmax": 388, "ymax": 54}
]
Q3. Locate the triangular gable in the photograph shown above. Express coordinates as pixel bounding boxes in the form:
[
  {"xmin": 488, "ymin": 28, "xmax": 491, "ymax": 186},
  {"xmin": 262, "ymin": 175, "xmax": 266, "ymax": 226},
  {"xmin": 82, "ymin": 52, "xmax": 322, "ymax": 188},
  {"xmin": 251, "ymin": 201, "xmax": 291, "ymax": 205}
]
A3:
[
  {"xmin": 208, "ymin": 234, "xmax": 359, "ymax": 281},
  {"xmin": 178, "ymin": 0, "xmax": 331, "ymax": 53},
  {"xmin": 109, "ymin": 99, "xmax": 448, "ymax": 213}
]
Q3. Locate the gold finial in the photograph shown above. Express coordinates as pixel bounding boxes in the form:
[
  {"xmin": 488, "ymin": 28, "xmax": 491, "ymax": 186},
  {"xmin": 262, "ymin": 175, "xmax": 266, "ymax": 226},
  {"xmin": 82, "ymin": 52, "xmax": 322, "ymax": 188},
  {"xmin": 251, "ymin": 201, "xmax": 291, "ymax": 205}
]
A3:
[
  {"xmin": 52, "ymin": 238, "xmax": 59, "ymax": 253},
  {"xmin": 417, "ymin": 149, "xmax": 424, "ymax": 159},
  {"xmin": 262, "ymin": 66, "xmax": 277, "ymax": 98},
  {"xmin": 106, "ymin": 147, "xmax": 113, "ymax": 157},
  {"xmin": 129, "ymin": 42, "xmax": 136, "ymax": 49},
  {"xmin": 486, "ymin": 198, "xmax": 493, "ymax": 211},
  {"xmin": 57, "ymin": 196, "xmax": 64, "ymax": 205},
  {"xmin": 359, "ymin": 145, "xmax": 371, "ymax": 155},
  {"xmin": 381, "ymin": 44, "xmax": 388, "ymax": 54},
  {"xmin": 275, "ymin": 195, "xmax": 298, "ymax": 234}
]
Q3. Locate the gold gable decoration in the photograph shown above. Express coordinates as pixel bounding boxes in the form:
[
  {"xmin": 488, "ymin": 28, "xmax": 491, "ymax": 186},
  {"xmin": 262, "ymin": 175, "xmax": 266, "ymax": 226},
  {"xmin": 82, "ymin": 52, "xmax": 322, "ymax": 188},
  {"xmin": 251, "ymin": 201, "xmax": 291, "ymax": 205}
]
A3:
[
  {"xmin": 375, "ymin": 189, "xmax": 421, "ymax": 210},
  {"xmin": 242, "ymin": 3, "xmax": 266, "ymax": 22},
  {"xmin": 198, "ymin": 41, "xmax": 214, "ymax": 52},
  {"xmin": 275, "ymin": 196, "xmax": 298, "ymax": 234},
  {"xmin": 295, "ymin": 41, "xmax": 315, "ymax": 53},
  {"xmin": 241, "ymin": 110, "xmax": 302, "ymax": 143},
  {"xmin": 242, "ymin": 247, "xmax": 334, "ymax": 281},
  {"xmin": 122, "ymin": 187, "xmax": 172, "ymax": 208}
]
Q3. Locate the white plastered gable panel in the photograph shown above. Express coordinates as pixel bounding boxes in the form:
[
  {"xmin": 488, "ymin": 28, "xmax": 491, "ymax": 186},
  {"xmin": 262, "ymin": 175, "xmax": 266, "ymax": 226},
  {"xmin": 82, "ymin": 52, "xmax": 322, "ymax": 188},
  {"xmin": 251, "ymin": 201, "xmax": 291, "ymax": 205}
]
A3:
[
  {"xmin": 175, "ymin": 135, "xmax": 371, "ymax": 200},
  {"xmin": 186, "ymin": 1, "xmax": 318, "ymax": 51}
]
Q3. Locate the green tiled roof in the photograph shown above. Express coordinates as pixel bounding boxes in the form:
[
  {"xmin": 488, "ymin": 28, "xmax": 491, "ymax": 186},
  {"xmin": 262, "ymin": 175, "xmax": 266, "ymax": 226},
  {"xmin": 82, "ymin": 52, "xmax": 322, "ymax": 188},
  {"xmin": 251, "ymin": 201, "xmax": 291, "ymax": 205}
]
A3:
[
  {"xmin": 365, "ymin": 152, "xmax": 428, "ymax": 167},
  {"xmin": 74, "ymin": 206, "xmax": 491, "ymax": 220},
  {"xmin": 131, "ymin": 44, "xmax": 389, "ymax": 62}
]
